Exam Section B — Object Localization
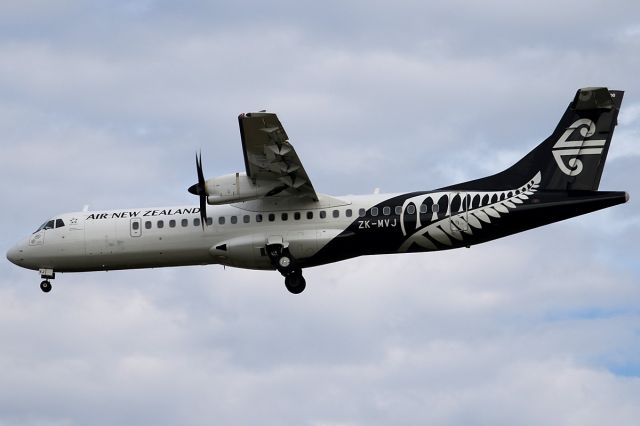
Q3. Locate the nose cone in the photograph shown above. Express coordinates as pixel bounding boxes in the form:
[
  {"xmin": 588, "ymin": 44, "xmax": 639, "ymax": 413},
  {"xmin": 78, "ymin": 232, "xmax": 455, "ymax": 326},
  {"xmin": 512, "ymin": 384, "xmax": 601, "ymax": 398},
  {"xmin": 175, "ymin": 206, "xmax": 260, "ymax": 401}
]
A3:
[
  {"xmin": 188, "ymin": 182, "xmax": 199, "ymax": 195},
  {"xmin": 6, "ymin": 244, "xmax": 27, "ymax": 267},
  {"xmin": 6, "ymin": 245, "xmax": 20, "ymax": 265},
  {"xmin": 7, "ymin": 241, "xmax": 40, "ymax": 271}
]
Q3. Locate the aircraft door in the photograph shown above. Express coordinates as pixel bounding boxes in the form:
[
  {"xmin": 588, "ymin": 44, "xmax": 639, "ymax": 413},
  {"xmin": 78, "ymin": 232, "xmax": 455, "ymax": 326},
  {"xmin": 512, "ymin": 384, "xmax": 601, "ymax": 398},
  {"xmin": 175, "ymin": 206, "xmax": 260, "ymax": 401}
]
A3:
[
  {"xmin": 449, "ymin": 192, "xmax": 469, "ymax": 232},
  {"xmin": 130, "ymin": 218, "xmax": 142, "ymax": 237}
]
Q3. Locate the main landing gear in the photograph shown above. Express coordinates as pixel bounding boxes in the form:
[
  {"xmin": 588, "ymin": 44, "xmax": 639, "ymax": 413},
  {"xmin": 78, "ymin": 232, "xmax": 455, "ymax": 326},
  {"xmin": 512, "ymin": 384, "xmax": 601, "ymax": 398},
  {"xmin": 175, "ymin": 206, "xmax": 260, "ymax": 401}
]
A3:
[
  {"xmin": 39, "ymin": 268, "xmax": 55, "ymax": 293},
  {"xmin": 266, "ymin": 242, "xmax": 306, "ymax": 294}
]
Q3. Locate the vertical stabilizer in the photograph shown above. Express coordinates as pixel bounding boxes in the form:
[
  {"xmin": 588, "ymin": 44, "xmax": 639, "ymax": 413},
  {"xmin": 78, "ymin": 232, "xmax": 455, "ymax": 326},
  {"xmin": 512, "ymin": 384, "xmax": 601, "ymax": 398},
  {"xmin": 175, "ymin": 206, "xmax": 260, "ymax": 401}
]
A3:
[{"xmin": 446, "ymin": 87, "xmax": 624, "ymax": 191}]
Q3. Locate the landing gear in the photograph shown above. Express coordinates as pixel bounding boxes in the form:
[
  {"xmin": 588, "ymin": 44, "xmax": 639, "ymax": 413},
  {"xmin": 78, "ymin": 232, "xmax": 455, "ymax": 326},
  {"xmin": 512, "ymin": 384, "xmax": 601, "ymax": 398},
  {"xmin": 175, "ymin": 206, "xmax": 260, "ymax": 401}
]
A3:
[
  {"xmin": 266, "ymin": 242, "xmax": 306, "ymax": 294},
  {"xmin": 285, "ymin": 273, "xmax": 306, "ymax": 294},
  {"xmin": 40, "ymin": 280, "xmax": 52, "ymax": 293},
  {"xmin": 278, "ymin": 256, "xmax": 291, "ymax": 269},
  {"xmin": 39, "ymin": 268, "xmax": 55, "ymax": 293}
]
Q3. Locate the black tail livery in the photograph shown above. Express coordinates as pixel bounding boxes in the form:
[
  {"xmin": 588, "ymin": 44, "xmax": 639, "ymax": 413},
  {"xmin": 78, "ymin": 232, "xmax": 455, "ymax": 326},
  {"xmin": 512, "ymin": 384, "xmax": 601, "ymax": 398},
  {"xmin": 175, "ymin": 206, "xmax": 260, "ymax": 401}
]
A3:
[
  {"xmin": 313, "ymin": 87, "xmax": 629, "ymax": 264},
  {"xmin": 448, "ymin": 87, "xmax": 624, "ymax": 191}
]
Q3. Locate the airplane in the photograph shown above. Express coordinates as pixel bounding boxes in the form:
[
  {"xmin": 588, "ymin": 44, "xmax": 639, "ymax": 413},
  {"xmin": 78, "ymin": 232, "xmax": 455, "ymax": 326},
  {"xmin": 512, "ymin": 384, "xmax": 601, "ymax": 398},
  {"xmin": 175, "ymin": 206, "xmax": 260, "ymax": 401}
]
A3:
[{"xmin": 6, "ymin": 87, "xmax": 630, "ymax": 294}]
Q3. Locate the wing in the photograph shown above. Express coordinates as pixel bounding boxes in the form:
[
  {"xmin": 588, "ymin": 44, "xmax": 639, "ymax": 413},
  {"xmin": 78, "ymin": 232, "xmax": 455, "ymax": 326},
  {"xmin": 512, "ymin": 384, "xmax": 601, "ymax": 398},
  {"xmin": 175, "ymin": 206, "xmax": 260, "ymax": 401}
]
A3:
[{"xmin": 238, "ymin": 112, "xmax": 318, "ymax": 201}]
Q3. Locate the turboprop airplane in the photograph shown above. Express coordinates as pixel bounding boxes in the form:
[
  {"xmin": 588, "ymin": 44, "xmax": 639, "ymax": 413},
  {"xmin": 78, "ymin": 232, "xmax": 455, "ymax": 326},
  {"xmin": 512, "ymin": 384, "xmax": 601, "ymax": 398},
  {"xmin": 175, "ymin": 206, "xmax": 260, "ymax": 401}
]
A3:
[{"xmin": 6, "ymin": 87, "xmax": 630, "ymax": 294}]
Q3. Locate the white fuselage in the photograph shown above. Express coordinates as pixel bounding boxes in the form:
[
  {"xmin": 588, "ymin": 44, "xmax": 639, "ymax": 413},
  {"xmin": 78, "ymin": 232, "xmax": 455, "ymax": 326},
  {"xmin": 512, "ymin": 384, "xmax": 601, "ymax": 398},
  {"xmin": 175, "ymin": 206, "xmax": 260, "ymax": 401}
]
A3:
[{"xmin": 7, "ymin": 193, "xmax": 393, "ymax": 274}]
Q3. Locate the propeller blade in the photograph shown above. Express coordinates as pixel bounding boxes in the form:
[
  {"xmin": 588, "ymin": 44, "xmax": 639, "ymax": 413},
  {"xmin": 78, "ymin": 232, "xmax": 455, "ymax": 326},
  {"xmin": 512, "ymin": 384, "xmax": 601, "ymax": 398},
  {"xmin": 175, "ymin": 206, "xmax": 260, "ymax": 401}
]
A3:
[
  {"xmin": 199, "ymin": 192, "xmax": 207, "ymax": 230},
  {"xmin": 188, "ymin": 151, "xmax": 208, "ymax": 230},
  {"xmin": 196, "ymin": 151, "xmax": 205, "ymax": 188}
]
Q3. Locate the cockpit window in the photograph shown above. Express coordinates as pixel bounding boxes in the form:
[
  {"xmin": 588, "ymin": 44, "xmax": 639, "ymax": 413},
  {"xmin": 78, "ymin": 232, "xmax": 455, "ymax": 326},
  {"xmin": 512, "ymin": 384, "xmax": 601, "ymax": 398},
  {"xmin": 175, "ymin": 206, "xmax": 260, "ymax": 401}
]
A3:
[
  {"xmin": 34, "ymin": 218, "xmax": 64, "ymax": 233},
  {"xmin": 35, "ymin": 219, "xmax": 55, "ymax": 233}
]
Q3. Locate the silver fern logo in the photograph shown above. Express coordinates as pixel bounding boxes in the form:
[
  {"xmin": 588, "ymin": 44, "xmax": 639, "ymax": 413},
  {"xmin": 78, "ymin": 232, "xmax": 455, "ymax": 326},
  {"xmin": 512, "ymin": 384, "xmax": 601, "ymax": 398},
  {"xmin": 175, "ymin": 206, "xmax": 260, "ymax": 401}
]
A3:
[
  {"xmin": 398, "ymin": 172, "xmax": 541, "ymax": 252},
  {"xmin": 552, "ymin": 118, "xmax": 606, "ymax": 176}
]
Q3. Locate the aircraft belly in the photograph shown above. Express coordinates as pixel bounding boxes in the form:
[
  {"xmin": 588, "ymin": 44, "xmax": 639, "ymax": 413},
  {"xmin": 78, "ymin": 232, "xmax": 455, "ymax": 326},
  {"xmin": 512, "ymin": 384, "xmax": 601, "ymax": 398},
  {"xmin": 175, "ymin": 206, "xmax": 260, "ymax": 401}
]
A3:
[
  {"xmin": 208, "ymin": 228, "xmax": 324, "ymax": 270},
  {"xmin": 54, "ymin": 238, "xmax": 215, "ymax": 271},
  {"xmin": 209, "ymin": 234, "xmax": 260, "ymax": 269}
]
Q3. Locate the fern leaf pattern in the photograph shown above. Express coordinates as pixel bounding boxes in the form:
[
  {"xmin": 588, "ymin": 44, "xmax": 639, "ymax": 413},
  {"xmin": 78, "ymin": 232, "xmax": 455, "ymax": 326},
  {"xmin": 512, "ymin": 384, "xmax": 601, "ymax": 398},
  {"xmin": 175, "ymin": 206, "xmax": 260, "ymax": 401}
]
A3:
[{"xmin": 398, "ymin": 172, "xmax": 542, "ymax": 252}]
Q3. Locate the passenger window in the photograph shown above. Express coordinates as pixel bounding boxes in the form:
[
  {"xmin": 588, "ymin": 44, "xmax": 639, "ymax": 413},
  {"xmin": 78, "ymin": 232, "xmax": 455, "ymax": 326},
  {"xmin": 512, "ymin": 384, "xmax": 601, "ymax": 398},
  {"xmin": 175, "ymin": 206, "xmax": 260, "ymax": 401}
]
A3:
[
  {"xmin": 294, "ymin": 212, "xmax": 301, "ymax": 220},
  {"xmin": 169, "ymin": 219, "xmax": 176, "ymax": 228},
  {"xmin": 145, "ymin": 221, "xmax": 152, "ymax": 229},
  {"xmin": 231, "ymin": 216, "xmax": 238, "ymax": 224},
  {"xmin": 407, "ymin": 205, "xmax": 416, "ymax": 215},
  {"xmin": 371, "ymin": 207, "xmax": 378, "ymax": 217},
  {"xmin": 332, "ymin": 210, "xmax": 339, "ymax": 218},
  {"xmin": 157, "ymin": 220, "xmax": 164, "ymax": 228},
  {"xmin": 55, "ymin": 219, "xmax": 65, "ymax": 228},
  {"xmin": 219, "ymin": 217, "xmax": 225, "ymax": 225},
  {"xmin": 132, "ymin": 221, "xmax": 140, "ymax": 230},
  {"xmin": 419, "ymin": 204, "xmax": 427, "ymax": 214},
  {"xmin": 282, "ymin": 213, "xmax": 288, "ymax": 221},
  {"xmin": 181, "ymin": 218, "xmax": 188, "ymax": 227},
  {"xmin": 346, "ymin": 209, "xmax": 352, "ymax": 217},
  {"xmin": 432, "ymin": 204, "xmax": 439, "ymax": 213},
  {"xmin": 395, "ymin": 206, "xmax": 402, "ymax": 215},
  {"xmin": 307, "ymin": 211, "xmax": 313, "ymax": 219},
  {"xmin": 256, "ymin": 214, "xmax": 263, "ymax": 223},
  {"xmin": 358, "ymin": 208, "xmax": 366, "ymax": 217},
  {"xmin": 320, "ymin": 211, "xmax": 326, "ymax": 219},
  {"xmin": 206, "ymin": 217, "xmax": 213, "ymax": 226},
  {"xmin": 243, "ymin": 215, "xmax": 250, "ymax": 224},
  {"xmin": 382, "ymin": 206, "xmax": 390, "ymax": 216},
  {"xmin": 268, "ymin": 214, "xmax": 275, "ymax": 222},
  {"xmin": 194, "ymin": 218, "xmax": 200, "ymax": 227}
]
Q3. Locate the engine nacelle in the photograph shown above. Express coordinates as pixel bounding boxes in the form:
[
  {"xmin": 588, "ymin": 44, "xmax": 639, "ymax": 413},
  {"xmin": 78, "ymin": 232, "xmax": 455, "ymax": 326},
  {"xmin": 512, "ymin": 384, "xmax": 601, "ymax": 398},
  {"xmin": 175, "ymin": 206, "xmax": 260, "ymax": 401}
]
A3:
[{"xmin": 205, "ymin": 172, "xmax": 277, "ymax": 204}]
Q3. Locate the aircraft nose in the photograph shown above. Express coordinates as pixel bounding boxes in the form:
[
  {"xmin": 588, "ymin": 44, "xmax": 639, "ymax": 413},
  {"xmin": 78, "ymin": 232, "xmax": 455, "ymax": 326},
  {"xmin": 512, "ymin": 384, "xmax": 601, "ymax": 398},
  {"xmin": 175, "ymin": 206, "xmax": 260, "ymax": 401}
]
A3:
[{"xmin": 6, "ymin": 244, "xmax": 24, "ymax": 266}]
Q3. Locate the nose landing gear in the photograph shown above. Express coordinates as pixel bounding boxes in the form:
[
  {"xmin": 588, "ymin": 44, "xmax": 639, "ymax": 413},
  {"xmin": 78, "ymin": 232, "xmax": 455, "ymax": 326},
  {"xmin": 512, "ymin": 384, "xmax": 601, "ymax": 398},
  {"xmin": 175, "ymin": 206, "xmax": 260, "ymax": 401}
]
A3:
[
  {"xmin": 39, "ymin": 268, "xmax": 55, "ymax": 293},
  {"xmin": 266, "ymin": 242, "xmax": 306, "ymax": 294}
]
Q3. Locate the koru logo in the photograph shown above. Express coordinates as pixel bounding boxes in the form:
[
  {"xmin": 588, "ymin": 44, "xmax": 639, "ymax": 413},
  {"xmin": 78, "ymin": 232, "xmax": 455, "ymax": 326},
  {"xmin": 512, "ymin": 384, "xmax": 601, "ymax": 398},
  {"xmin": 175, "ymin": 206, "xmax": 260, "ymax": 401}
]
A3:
[{"xmin": 552, "ymin": 118, "xmax": 606, "ymax": 176}]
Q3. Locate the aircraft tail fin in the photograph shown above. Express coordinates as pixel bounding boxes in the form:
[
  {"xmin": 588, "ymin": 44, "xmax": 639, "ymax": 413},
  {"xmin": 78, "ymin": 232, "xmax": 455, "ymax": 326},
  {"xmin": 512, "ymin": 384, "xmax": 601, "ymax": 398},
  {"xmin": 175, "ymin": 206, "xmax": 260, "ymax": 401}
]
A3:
[{"xmin": 446, "ymin": 87, "xmax": 624, "ymax": 192}]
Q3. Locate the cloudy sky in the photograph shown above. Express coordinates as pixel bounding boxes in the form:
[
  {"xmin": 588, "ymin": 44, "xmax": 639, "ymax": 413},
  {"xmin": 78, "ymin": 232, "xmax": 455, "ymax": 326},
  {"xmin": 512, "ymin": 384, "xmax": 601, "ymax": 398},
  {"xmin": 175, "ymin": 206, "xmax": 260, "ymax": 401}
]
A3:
[{"xmin": 1, "ymin": 1, "xmax": 640, "ymax": 425}]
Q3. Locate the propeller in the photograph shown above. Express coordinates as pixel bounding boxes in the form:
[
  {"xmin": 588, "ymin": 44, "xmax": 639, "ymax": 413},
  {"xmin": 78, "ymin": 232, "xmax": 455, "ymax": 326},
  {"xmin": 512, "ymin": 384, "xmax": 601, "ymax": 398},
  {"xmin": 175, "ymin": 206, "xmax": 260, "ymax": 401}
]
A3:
[{"xmin": 187, "ymin": 151, "xmax": 208, "ymax": 229}]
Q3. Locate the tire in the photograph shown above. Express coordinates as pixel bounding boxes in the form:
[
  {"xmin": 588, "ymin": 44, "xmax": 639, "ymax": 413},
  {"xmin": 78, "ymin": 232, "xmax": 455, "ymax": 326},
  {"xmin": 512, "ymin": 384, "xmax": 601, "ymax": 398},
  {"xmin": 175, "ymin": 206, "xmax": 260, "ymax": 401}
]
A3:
[
  {"xmin": 284, "ymin": 274, "xmax": 306, "ymax": 294},
  {"xmin": 40, "ymin": 280, "xmax": 52, "ymax": 293}
]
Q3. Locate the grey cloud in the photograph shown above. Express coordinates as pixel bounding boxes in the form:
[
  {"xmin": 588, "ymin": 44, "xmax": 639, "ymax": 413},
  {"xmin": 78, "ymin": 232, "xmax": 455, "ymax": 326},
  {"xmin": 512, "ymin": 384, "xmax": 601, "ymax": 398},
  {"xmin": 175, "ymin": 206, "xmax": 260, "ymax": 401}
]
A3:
[
  {"xmin": 2, "ymin": 241, "xmax": 639, "ymax": 425},
  {"xmin": 2, "ymin": 1, "xmax": 640, "ymax": 425}
]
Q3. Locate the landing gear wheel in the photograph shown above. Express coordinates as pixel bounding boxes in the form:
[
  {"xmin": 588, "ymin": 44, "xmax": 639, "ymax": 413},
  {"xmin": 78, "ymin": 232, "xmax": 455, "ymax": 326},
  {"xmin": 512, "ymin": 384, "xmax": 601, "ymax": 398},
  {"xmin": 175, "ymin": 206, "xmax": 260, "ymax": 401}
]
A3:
[
  {"xmin": 40, "ymin": 280, "xmax": 52, "ymax": 293},
  {"xmin": 285, "ymin": 274, "xmax": 306, "ymax": 294},
  {"xmin": 266, "ymin": 243, "xmax": 308, "ymax": 293}
]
